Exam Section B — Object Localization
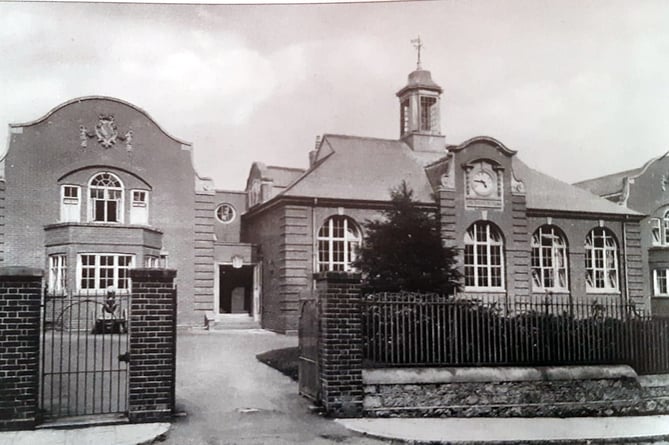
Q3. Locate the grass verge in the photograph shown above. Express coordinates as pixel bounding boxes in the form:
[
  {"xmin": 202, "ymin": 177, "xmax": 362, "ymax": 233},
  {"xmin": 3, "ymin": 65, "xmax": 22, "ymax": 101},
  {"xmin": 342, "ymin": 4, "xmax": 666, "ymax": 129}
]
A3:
[{"xmin": 256, "ymin": 346, "xmax": 299, "ymax": 381}]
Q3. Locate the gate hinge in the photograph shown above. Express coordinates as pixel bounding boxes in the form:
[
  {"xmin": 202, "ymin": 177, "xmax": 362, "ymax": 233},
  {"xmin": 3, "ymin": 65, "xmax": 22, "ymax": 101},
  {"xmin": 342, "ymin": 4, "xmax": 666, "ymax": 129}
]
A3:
[{"xmin": 118, "ymin": 352, "xmax": 130, "ymax": 363}]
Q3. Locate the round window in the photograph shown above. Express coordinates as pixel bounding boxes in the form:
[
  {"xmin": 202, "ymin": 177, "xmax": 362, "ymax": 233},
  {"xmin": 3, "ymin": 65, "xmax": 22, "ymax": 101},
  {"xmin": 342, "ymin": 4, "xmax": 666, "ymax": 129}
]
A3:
[{"xmin": 215, "ymin": 203, "xmax": 236, "ymax": 224}]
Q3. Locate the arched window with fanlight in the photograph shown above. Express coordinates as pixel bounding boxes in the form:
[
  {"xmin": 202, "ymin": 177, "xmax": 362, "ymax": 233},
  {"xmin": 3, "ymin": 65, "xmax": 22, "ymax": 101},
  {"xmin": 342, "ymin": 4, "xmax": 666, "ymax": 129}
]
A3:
[
  {"xmin": 464, "ymin": 221, "xmax": 505, "ymax": 290},
  {"xmin": 317, "ymin": 216, "xmax": 361, "ymax": 272},
  {"xmin": 89, "ymin": 172, "xmax": 123, "ymax": 223},
  {"xmin": 531, "ymin": 225, "xmax": 569, "ymax": 292},
  {"xmin": 585, "ymin": 227, "xmax": 619, "ymax": 292}
]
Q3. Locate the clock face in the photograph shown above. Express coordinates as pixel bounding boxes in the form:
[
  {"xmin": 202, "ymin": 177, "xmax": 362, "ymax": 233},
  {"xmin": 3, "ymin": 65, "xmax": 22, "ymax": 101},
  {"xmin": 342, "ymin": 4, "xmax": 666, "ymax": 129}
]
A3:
[{"xmin": 471, "ymin": 170, "xmax": 495, "ymax": 197}]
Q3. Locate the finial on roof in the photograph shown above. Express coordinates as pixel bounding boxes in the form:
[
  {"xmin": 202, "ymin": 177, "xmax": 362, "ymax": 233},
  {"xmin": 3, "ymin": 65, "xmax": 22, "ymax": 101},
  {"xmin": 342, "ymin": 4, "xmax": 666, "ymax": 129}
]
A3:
[{"xmin": 411, "ymin": 36, "xmax": 423, "ymax": 70}]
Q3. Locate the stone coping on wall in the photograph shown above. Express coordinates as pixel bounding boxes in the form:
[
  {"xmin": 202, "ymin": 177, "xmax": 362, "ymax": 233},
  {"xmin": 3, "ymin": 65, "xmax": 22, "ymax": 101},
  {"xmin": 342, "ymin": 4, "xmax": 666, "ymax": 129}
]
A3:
[
  {"xmin": 363, "ymin": 365, "xmax": 638, "ymax": 385},
  {"xmin": 638, "ymin": 374, "xmax": 669, "ymax": 387}
]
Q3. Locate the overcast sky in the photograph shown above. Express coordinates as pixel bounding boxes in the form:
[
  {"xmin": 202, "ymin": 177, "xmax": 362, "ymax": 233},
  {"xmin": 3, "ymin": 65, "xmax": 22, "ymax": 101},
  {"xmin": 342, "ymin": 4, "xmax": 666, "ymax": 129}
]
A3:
[{"xmin": 2, "ymin": 0, "xmax": 669, "ymax": 190}]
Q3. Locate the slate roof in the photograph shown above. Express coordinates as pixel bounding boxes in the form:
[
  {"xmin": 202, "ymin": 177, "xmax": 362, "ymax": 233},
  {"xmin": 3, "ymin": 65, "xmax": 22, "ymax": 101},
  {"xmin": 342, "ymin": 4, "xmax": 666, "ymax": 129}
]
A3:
[
  {"xmin": 280, "ymin": 134, "xmax": 444, "ymax": 203},
  {"xmin": 572, "ymin": 168, "xmax": 641, "ymax": 197},
  {"xmin": 265, "ymin": 166, "xmax": 305, "ymax": 188},
  {"xmin": 267, "ymin": 133, "xmax": 640, "ymax": 217},
  {"xmin": 512, "ymin": 159, "xmax": 640, "ymax": 216}
]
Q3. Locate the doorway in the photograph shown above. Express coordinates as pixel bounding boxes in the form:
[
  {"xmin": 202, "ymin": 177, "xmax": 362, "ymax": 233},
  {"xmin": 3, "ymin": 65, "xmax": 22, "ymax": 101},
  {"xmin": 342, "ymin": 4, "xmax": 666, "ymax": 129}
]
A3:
[{"xmin": 219, "ymin": 265, "xmax": 254, "ymax": 314}]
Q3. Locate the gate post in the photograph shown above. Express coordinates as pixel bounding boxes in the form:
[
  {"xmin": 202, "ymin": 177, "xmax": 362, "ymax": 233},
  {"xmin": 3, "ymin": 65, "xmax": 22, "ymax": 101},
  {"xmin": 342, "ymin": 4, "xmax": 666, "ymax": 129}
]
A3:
[
  {"xmin": 128, "ymin": 269, "xmax": 177, "ymax": 423},
  {"xmin": 315, "ymin": 272, "xmax": 363, "ymax": 418},
  {"xmin": 0, "ymin": 267, "xmax": 42, "ymax": 431}
]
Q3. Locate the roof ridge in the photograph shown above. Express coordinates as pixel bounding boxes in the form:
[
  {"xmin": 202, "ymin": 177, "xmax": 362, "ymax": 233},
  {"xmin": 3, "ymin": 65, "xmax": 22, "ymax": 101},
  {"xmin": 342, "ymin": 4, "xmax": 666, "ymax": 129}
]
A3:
[
  {"xmin": 323, "ymin": 133, "xmax": 403, "ymax": 144},
  {"xmin": 573, "ymin": 167, "xmax": 642, "ymax": 185}
]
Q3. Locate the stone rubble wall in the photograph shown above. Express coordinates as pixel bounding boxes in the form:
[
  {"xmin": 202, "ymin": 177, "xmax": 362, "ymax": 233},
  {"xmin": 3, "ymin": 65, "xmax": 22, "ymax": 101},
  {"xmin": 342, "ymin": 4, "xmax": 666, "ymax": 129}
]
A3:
[{"xmin": 363, "ymin": 366, "xmax": 669, "ymax": 418}]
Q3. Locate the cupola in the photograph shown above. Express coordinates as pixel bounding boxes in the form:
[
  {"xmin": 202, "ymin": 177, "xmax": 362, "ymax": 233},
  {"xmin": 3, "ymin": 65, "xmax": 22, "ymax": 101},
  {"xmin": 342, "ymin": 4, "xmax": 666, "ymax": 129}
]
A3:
[{"xmin": 396, "ymin": 37, "xmax": 446, "ymax": 153}]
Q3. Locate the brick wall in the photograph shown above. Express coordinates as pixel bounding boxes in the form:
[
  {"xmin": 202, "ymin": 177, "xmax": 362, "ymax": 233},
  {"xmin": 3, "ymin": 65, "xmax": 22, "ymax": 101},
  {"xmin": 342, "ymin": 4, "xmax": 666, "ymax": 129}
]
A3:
[
  {"xmin": 128, "ymin": 268, "xmax": 177, "ymax": 423},
  {"xmin": 0, "ymin": 267, "xmax": 42, "ymax": 430},
  {"xmin": 315, "ymin": 272, "xmax": 363, "ymax": 417}
]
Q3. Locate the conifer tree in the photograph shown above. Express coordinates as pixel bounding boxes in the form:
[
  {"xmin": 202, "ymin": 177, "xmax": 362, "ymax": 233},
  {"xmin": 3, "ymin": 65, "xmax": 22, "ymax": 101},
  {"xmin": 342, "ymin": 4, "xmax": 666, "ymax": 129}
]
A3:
[{"xmin": 355, "ymin": 181, "xmax": 461, "ymax": 294}]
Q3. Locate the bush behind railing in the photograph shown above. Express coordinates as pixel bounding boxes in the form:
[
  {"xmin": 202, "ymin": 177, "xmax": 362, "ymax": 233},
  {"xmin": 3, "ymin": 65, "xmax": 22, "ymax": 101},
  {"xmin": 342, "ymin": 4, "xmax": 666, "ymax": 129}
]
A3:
[{"xmin": 362, "ymin": 293, "xmax": 669, "ymax": 373}]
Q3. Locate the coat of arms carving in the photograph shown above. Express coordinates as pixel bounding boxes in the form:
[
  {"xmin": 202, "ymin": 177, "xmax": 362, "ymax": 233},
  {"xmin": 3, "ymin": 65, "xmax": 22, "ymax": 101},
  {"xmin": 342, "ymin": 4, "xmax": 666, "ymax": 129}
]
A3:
[{"xmin": 95, "ymin": 114, "xmax": 119, "ymax": 148}]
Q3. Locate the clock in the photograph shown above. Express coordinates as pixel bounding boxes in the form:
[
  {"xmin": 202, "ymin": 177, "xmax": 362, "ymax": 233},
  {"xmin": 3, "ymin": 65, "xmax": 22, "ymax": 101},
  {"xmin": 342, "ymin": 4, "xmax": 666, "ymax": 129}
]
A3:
[{"xmin": 470, "ymin": 170, "xmax": 495, "ymax": 197}]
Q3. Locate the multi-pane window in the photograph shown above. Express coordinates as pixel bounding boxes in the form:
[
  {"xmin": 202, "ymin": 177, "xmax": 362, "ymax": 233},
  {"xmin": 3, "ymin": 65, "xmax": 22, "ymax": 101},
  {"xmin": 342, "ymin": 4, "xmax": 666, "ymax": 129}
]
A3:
[
  {"xmin": 585, "ymin": 228, "xmax": 619, "ymax": 292},
  {"xmin": 531, "ymin": 225, "xmax": 569, "ymax": 291},
  {"xmin": 48, "ymin": 254, "xmax": 67, "ymax": 295},
  {"xmin": 420, "ymin": 96, "xmax": 437, "ymax": 132},
  {"xmin": 130, "ymin": 189, "xmax": 149, "ymax": 225},
  {"xmin": 649, "ymin": 211, "xmax": 669, "ymax": 246},
  {"xmin": 60, "ymin": 185, "xmax": 81, "ymax": 222},
  {"xmin": 654, "ymin": 269, "xmax": 669, "ymax": 296},
  {"xmin": 89, "ymin": 172, "xmax": 123, "ymax": 223},
  {"xmin": 464, "ymin": 222, "xmax": 505, "ymax": 290},
  {"xmin": 317, "ymin": 216, "xmax": 361, "ymax": 272},
  {"xmin": 79, "ymin": 254, "xmax": 134, "ymax": 291}
]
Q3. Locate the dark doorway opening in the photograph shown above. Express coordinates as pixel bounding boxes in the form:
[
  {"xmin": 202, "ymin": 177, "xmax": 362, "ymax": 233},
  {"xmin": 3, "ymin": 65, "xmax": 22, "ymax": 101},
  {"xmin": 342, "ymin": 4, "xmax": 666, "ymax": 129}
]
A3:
[{"xmin": 219, "ymin": 265, "xmax": 253, "ymax": 314}]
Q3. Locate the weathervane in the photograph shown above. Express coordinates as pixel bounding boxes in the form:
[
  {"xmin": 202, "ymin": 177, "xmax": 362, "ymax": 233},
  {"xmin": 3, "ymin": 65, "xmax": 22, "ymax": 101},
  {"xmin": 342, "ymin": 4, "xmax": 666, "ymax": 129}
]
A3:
[{"xmin": 411, "ymin": 35, "xmax": 423, "ymax": 70}]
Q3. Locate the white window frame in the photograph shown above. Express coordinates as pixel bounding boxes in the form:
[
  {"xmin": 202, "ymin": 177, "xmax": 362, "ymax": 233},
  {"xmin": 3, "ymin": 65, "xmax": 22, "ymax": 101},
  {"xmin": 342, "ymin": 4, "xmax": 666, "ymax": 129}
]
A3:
[
  {"xmin": 130, "ymin": 189, "xmax": 149, "ymax": 225},
  {"xmin": 48, "ymin": 254, "xmax": 68, "ymax": 295},
  {"xmin": 144, "ymin": 255, "xmax": 166, "ymax": 268},
  {"xmin": 531, "ymin": 225, "xmax": 569, "ymax": 292},
  {"xmin": 464, "ymin": 222, "xmax": 505, "ymax": 291},
  {"xmin": 651, "ymin": 218, "xmax": 662, "ymax": 246},
  {"xmin": 60, "ymin": 185, "xmax": 81, "ymax": 223},
  {"xmin": 215, "ymin": 203, "xmax": 236, "ymax": 224},
  {"xmin": 654, "ymin": 269, "xmax": 669, "ymax": 297},
  {"xmin": 419, "ymin": 96, "xmax": 438, "ymax": 132},
  {"xmin": 317, "ymin": 216, "xmax": 361, "ymax": 272},
  {"xmin": 77, "ymin": 253, "xmax": 135, "ymax": 292},
  {"xmin": 88, "ymin": 172, "xmax": 124, "ymax": 223},
  {"xmin": 585, "ymin": 227, "xmax": 619, "ymax": 293}
]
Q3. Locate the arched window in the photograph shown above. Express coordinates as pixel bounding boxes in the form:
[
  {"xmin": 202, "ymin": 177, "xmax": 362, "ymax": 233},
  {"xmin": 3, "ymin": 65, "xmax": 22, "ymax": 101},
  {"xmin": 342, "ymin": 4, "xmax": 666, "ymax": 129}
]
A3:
[
  {"xmin": 585, "ymin": 227, "xmax": 619, "ymax": 292},
  {"xmin": 464, "ymin": 222, "xmax": 505, "ymax": 290},
  {"xmin": 89, "ymin": 172, "xmax": 123, "ymax": 223},
  {"xmin": 531, "ymin": 225, "xmax": 568, "ymax": 291},
  {"xmin": 317, "ymin": 216, "xmax": 361, "ymax": 272}
]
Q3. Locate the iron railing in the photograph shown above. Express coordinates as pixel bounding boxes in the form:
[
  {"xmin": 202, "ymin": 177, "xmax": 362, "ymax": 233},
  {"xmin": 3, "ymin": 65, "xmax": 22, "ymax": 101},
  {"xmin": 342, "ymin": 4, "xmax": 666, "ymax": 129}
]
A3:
[{"xmin": 362, "ymin": 293, "xmax": 669, "ymax": 374}]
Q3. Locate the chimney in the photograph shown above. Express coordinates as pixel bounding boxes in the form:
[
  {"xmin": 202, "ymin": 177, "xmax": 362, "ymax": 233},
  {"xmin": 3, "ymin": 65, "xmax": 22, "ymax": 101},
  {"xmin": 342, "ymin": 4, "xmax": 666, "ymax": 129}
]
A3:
[{"xmin": 308, "ymin": 136, "xmax": 321, "ymax": 167}]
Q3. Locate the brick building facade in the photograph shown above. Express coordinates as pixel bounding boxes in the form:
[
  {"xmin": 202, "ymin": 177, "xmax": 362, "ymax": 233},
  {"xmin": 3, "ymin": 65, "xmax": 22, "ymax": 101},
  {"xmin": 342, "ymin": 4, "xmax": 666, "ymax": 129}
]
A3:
[
  {"xmin": 1, "ymin": 66, "xmax": 648, "ymax": 331},
  {"xmin": 576, "ymin": 154, "xmax": 669, "ymax": 317}
]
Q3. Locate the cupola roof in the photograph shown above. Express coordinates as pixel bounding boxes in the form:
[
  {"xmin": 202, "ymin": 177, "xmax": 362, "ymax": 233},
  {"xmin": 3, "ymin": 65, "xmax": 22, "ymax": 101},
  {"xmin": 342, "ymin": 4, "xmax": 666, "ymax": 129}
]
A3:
[{"xmin": 396, "ymin": 69, "xmax": 443, "ymax": 97}]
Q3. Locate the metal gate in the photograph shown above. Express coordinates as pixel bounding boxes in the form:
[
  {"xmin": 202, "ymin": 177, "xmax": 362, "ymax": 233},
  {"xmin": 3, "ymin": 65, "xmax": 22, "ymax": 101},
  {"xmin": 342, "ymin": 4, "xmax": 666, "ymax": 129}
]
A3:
[
  {"xmin": 40, "ymin": 288, "xmax": 129, "ymax": 420},
  {"xmin": 298, "ymin": 299, "xmax": 320, "ymax": 401}
]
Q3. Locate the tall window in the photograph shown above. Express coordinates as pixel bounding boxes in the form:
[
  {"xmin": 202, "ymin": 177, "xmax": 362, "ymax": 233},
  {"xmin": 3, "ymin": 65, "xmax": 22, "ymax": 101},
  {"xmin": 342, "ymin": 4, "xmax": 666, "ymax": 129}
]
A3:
[
  {"xmin": 79, "ymin": 254, "xmax": 134, "ymax": 291},
  {"xmin": 317, "ymin": 216, "xmax": 361, "ymax": 272},
  {"xmin": 464, "ymin": 222, "xmax": 505, "ymax": 290},
  {"xmin": 60, "ymin": 185, "xmax": 81, "ymax": 222},
  {"xmin": 400, "ymin": 99, "xmax": 410, "ymax": 136},
  {"xmin": 48, "ymin": 254, "xmax": 67, "ymax": 295},
  {"xmin": 650, "ymin": 210, "xmax": 669, "ymax": 246},
  {"xmin": 420, "ymin": 96, "xmax": 437, "ymax": 132},
  {"xmin": 585, "ymin": 228, "xmax": 619, "ymax": 292},
  {"xmin": 89, "ymin": 172, "xmax": 123, "ymax": 223},
  {"xmin": 654, "ymin": 269, "xmax": 669, "ymax": 296},
  {"xmin": 130, "ymin": 189, "xmax": 149, "ymax": 225},
  {"xmin": 531, "ymin": 225, "xmax": 569, "ymax": 291}
]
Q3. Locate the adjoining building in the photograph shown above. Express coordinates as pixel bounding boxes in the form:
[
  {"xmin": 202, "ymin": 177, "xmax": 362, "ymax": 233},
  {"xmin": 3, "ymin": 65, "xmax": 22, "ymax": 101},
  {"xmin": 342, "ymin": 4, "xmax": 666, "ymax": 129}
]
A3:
[
  {"xmin": 1, "ymin": 65, "xmax": 647, "ymax": 332},
  {"xmin": 575, "ymin": 154, "xmax": 669, "ymax": 317}
]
